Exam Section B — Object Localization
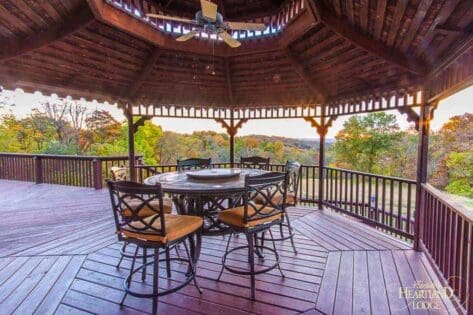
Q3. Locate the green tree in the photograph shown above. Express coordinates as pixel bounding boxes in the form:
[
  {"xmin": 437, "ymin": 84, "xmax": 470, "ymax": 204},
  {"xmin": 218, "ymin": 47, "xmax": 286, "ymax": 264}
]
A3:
[{"xmin": 331, "ymin": 113, "xmax": 401, "ymax": 173}]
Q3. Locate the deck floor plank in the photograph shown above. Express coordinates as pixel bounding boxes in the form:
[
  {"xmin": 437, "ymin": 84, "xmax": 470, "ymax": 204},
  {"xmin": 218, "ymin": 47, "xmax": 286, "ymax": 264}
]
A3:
[{"xmin": 0, "ymin": 181, "xmax": 462, "ymax": 314}]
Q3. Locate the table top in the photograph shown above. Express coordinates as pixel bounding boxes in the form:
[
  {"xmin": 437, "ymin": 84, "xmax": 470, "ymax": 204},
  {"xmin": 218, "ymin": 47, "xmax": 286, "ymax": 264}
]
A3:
[{"xmin": 144, "ymin": 168, "xmax": 266, "ymax": 194}]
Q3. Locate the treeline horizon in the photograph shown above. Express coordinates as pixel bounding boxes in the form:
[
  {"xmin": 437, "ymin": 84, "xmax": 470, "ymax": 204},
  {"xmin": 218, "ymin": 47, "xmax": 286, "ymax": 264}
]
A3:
[{"xmin": 0, "ymin": 95, "xmax": 471, "ymax": 199}]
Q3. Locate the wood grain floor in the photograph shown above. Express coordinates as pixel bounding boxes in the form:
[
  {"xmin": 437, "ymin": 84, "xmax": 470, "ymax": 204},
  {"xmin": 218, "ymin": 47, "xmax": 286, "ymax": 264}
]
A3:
[{"xmin": 0, "ymin": 180, "xmax": 462, "ymax": 314}]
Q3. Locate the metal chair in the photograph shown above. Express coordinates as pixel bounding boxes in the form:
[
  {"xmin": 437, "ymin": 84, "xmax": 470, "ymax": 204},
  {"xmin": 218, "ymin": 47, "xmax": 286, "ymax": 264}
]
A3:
[
  {"xmin": 216, "ymin": 172, "xmax": 287, "ymax": 300},
  {"xmin": 110, "ymin": 166, "xmax": 128, "ymax": 181},
  {"xmin": 240, "ymin": 156, "xmax": 270, "ymax": 170},
  {"xmin": 108, "ymin": 180, "xmax": 203, "ymax": 315},
  {"xmin": 110, "ymin": 167, "xmax": 175, "ymax": 268},
  {"xmin": 177, "ymin": 158, "xmax": 212, "ymax": 171},
  {"xmin": 257, "ymin": 161, "xmax": 301, "ymax": 254}
]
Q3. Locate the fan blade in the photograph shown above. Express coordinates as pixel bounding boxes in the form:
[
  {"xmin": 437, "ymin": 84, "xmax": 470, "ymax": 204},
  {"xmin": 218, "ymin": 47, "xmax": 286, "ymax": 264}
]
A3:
[
  {"xmin": 146, "ymin": 14, "xmax": 197, "ymax": 24},
  {"xmin": 226, "ymin": 21, "xmax": 266, "ymax": 31},
  {"xmin": 218, "ymin": 31, "xmax": 241, "ymax": 48},
  {"xmin": 176, "ymin": 30, "xmax": 200, "ymax": 42},
  {"xmin": 200, "ymin": 0, "xmax": 217, "ymax": 21}
]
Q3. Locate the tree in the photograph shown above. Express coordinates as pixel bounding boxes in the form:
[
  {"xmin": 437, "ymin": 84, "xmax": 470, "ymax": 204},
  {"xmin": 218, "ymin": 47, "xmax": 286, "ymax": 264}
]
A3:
[{"xmin": 331, "ymin": 113, "xmax": 401, "ymax": 174}]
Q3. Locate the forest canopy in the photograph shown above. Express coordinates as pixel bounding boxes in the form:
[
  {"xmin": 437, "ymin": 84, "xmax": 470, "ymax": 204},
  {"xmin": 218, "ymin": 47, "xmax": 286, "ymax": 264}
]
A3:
[{"xmin": 0, "ymin": 94, "xmax": 471, "ymax": 198}]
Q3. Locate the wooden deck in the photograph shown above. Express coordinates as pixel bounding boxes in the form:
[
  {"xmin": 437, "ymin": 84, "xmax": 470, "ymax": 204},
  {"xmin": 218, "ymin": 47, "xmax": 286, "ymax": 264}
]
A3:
[{"xmin": 0, "ymin": 180, "xmax": 462, "ymax": 314}]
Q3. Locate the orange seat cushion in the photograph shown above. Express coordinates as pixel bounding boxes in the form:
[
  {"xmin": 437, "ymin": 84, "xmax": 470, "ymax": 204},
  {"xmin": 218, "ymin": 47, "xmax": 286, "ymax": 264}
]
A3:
[
  {"xmin": 122, "ymin": 197, "xmax": 173, "ymax": 218},
  {"xmin": 253, "ymin": 191, "xmax": 296, "ymax": 205},
  {"xmin": 121, "ymin": 214, "xmax": 203, "ymax": 243},
  {"xmin": 217, "ymin": 206, "xmax": 282, "ymax": 228}
]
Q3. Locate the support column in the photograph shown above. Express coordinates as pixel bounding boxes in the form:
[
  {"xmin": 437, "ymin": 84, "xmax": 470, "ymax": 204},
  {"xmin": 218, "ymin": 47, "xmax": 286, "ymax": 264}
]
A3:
[
  {"xmin": 126, "ymin": 108, "xmax": 136, "ymax": 182},
  {"xmin": 318, "ymin": 115, "xmax": 326, "ymax": 210},
  {"xmin": 229, "ymin": 118, "xmax": 235, "ymax": 165},
  {"xmin": 215, "ymin": 118, "xmax": 248, "ymax": 167},
  {"xmin": 304, "ymin": 113, "xmax": 337, "ymax": 210},
  {"xmin": 414, "ymin": 100, "xmax": 437, "ymax": 251}
]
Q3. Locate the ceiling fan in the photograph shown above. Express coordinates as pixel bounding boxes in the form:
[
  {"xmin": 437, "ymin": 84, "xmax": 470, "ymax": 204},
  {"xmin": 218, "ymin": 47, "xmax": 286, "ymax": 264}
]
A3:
[{"xmin": 146, "ymin": 0, "xmax": 266, "ymax": 48}]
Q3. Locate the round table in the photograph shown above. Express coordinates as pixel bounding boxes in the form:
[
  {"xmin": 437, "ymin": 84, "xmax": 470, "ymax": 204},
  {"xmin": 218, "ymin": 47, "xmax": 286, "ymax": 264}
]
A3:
[{"xmin": 144, "ymin": 168, "xmax": 266, "ymax": 235}]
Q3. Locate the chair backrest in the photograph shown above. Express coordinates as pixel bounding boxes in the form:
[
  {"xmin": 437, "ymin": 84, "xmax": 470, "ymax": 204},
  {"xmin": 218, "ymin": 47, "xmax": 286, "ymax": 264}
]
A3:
[
  {"xmin": 110, "ymin": 166, "xmax": 127, "ymax": 181},
  {"xmin": 107, "ymin": 180, "xmax": 166, "ymax": 237},
  {"xmin": 244, "ymin": 172, "xmax": 287, "ymax": 224},
  {"xmin": 240, "ymin": 156, "xmax": 270, "ymax": 170},
  {"xmin": 177, "ymin": 158, "xmax": 212, "ymax": 171},
  {"xmin": 285, "ymin": 161, "xmax": 301, "ymax": 199}
]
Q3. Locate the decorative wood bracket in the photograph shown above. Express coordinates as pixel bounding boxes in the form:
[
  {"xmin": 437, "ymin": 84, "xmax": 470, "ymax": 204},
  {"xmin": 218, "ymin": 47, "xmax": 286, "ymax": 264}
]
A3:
[
  {"xmin": 132, "ymin": 116, "xmax": 152, "ymax": 133},
  {"xmin": 398, "ymin": 107, "xmax": 420, "ymax": 131},
  {"xmin": 398, "ymin": 101, "xmax": 438, "ymax": 131},
  {"xmin": 304, "ymin": 116, "xmax": 337, "ymax": 136},
  {"xmin": 215, "ymin": 118, "xmax": 248, "ymax": 136}
]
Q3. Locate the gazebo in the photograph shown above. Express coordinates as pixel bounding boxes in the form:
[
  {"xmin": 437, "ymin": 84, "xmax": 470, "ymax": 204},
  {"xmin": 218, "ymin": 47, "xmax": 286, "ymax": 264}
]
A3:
[{"xmin": 0, "ymin": 0, "xmax": 472, "ymax": 313}]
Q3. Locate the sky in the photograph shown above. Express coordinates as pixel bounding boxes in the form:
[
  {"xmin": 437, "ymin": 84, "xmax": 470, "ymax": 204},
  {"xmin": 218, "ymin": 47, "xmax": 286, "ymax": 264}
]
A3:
[{"xmin": 1, "ymin": 85, "xmax": 472, "ymax": 139}]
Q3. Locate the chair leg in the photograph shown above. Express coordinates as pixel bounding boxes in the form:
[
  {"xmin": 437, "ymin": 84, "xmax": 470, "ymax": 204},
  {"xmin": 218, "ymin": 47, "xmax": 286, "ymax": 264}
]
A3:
[
  {"xmin": 217, "ymin": 232, "xmax": 232, "ymax": 281},
  {"xmin": 165, "ymin": 247, "xmax": 172, "ymax": 278},
  {"xmin": 152, "ymin": 248, "xmax": 159, "ymax": 315},
  {"xmin": 269, "ymin": 230, "xmax": 285, "ymax": 278},
  {"xmin": 183, "ymin": 238, "xmax": 203, "ymax": 294},
  {"xmin": 117, "ymin": 242, "xmax": 127, "ymax": 269},
  {"xmin": 285, "ymin": 211, "xmax": 298, "ymax": 255},
  {"xmin": 121, "ymin": 245, "xmax": 139, "ymax": 306},
  {"xmin": 142, "ymin": 247, "xmax": 147, "ymax": 282},
  {"xmin": 174, "ymin": 244, "xmax": 181, "ymax": 258},
  {"xmin": 247, "ymin": 233, "xmax": 256, "ymax": 300}
]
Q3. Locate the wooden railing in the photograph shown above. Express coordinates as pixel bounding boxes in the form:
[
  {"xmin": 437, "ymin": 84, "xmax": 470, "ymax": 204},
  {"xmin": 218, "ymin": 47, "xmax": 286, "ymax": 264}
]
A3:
[
  {"xmin": 106, "ymin": 0, "xmax": 305, "ymax": 40},
  {"xmin": 420, "ymin": 184, "xmax": 472, "ymax": 313},
  {"xmin": 322, "ymin": 167, "xmax": 416, "ymax": 239},
  {"xmin": 0, "ymin": 153, "xmax": 141, "ymax": 189}
]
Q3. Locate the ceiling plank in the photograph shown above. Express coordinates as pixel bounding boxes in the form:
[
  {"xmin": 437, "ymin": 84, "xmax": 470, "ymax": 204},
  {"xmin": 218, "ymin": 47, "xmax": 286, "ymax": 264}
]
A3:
[
  {"xmin": 307, "ymin": 0, "xmax": 428, "ymax": 76},
  {"xmin": 284, "ymin": 47, "xmax": 327, "ymax": 103},
  {"xmin": 127, "ymin": 47, "xmax": 161, "ymax": 100},
  {"xmin": 386, "ymin": 0, "xmax": 408, "ymax": 47},
  {"xmin": 224, "ymin": 58, "xmax": 234, "ymax": 103},
  {"xmin": 0, "ymin": 4, "xmax": 94, "ymax": 62},
  {"xmin": 399, "ymin": 0, "xmax": 433, "ymax": 53},
  {"xmin": 0, "ymin": 3, "xmax": 34, "ymax": 35},
  {"xmin": 373, "ymin": 0, "xmax": 387, "ymax": 40},
  {"xmin": 359, "ymin": 0, "xmax": 369, "ymax": 33}
]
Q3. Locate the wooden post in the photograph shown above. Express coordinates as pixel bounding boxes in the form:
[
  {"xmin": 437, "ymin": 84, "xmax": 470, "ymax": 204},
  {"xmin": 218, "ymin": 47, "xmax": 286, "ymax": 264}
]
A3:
[
  {"xmin": 318, "ymin": 115, "xmax": 326, "ymax": 210},
  {"xmin": 127, "ymin": 110, "xmax": 136, "ymax": 182},
  {"xmin": 414, "ymin": 99, "xmax": 435, "ymax": 251},
  {"xmin": 93, "ymin": 158, "xmax": 103, "ymax": 190},
  {"xmin": 468, "ymin": 225, "xmax": 473, "ymax": 314},
  {"xmin": 215, "ymin": 118, "xmax": 247, "ymax": 167},
  {"xmin": 229, "ymin": 117, "xmax": 235, "ymax": 166},
  {"xmin": 34, "ymin": 155, "xmax": 43, "ymax": 184},
  {"xmin": 304, "ymin": 111, "xmax": 336, "ymax": 210}
]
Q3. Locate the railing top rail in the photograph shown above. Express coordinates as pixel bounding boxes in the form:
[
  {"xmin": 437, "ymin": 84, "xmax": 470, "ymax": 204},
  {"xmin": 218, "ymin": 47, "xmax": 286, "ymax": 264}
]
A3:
[
  {"xmin": 324, "ymin": 166, "xmax": 417, "ymax": 184},
  {"xmin": 422, "ymin": 183, "xmax": 473, "ymax": 224},
  {"xmin": 0, "ymin": 153, "xmax": 141, "ymax": 161}
]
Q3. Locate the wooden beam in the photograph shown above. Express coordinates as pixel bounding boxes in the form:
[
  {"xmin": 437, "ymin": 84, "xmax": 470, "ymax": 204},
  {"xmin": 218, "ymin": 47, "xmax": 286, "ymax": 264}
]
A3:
[
  {"xmin": 0, "ymin": 4, "xmax": 94, "ymax": 62},
  {"xmin": 86, "ymin": 0, "xmax": 280, "ymax": 57},
  {"xmin": 127, "ymin": 47, "xmax": 161, "ymax": 99},
  {"xmin": 284, "ymin": 48, "xmax": 328, "ymax": 103},
  {"xmin": 306, "ymin": 0, "xmax": 428, "ymax": 76}
]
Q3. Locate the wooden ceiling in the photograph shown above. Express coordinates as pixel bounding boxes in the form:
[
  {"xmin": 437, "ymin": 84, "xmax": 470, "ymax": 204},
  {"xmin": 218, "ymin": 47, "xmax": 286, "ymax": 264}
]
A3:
[{"xmin": 0, "ymin": 0, "xmax": 472, "ymax": 110}]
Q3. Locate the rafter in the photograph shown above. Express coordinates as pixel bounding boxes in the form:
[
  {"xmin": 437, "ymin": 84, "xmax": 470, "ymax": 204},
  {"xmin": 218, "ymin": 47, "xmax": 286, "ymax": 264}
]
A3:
[
  {"xmin": 0, "ymin": 4, "xmax": 94, "ymax": 62},
  {"xmin": 127, "ymin": 47, "xmax": 161, "ymax": 100},
  {"xmin": 284, "ymin": 48, "xmax": 328, "ymax": 103},
  {"xmin": 306, "ymin": 0, "xmax": 428, "ymax": 76}
]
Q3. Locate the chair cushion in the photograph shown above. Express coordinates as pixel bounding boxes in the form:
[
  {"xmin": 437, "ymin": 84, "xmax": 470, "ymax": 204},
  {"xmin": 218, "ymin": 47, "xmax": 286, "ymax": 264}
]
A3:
[
  {"xmin": 121, "ymin": 214, "xmax": 203, "ymax": 243},
  {"xmin": 217, "ymin": 206, "xmax": 282, "ymax": 228},
  {"xmin": 122, "ymin": 197, "xmax": 173, "ymax": 218},
  {"xmin": 253, "ymin": 191, "xmax": 296, "ymax": 206}
]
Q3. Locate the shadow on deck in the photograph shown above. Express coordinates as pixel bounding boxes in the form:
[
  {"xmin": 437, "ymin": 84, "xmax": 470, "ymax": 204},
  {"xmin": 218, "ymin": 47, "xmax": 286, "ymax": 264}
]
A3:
[{"xmin": 0, "ymin": 180, "xmax": 462, "ymax": 314}]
